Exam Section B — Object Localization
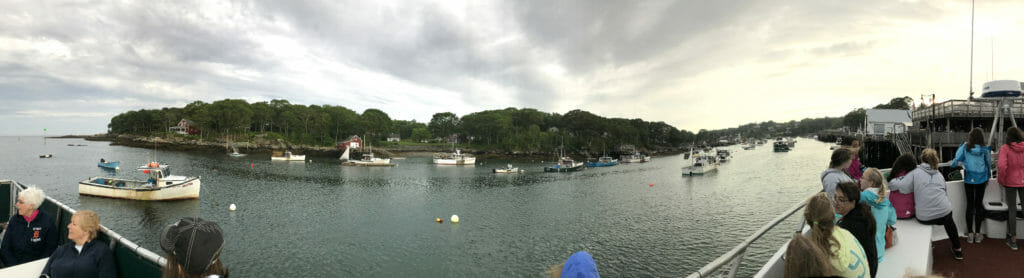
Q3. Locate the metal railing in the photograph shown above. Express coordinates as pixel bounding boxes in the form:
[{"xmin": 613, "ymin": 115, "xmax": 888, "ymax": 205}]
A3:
[
  {"xmin": 2, "ymin": 180, "xmax": 165, "ymax": 276},
  {"xmin": 684, "ymin": 198, "xmax": 807, "ymax": 278}
]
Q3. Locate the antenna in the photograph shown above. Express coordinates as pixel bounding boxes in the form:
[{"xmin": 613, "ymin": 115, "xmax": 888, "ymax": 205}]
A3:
[
  {"xmin": 969, "ymin": 0, "xmax": 974, "ymax": 100},
  {"xmin": 990, "ymin": 36, "xmax": 994, "ymax": 80}
]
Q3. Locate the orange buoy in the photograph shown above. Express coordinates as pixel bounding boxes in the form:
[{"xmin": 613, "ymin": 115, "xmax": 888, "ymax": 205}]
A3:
[
  {"xmin": 250, "ymin": 163, "xmax": 254, "ymax": 168},
  {"xmin": 649, "ymin": 183, "xmax": 654, "ymax": 186}
]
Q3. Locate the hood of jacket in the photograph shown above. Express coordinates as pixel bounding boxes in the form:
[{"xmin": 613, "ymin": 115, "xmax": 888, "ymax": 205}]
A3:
[
  {"xmin": 967, "ymin": 144, "xmax": 992, "ymax": 155},
  {"xmin": 821, "ymin": 168, "xmax": 847, "ymax": 180},
  {"xmin": 861, "ymin": 188, "xmax": 891, "ymax": 209},
  {"xmin": 1009, "ymin": 142, "xmax": 1024, "ymax": 153},
  {"xmin": 917, "ymin": 163, "xmax": 938, "ymax": 175}
]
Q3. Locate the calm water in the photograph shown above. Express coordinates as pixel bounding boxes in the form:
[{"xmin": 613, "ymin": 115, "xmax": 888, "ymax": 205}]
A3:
[{"xmin": 0, "ymin": 137, "xmax": 829, "ymax": 277}]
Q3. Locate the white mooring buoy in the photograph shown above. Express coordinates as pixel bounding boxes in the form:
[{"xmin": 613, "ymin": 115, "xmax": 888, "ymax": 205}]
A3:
[
  {"xmin": 229, "ymin": 204, "xmax": 237, "ymax": 211},
  {"xmin": 450, "ymin": 214, "xmax": 459, "ymax": 224}
]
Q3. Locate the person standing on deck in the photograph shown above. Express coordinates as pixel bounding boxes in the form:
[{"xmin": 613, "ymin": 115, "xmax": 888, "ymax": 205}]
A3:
[
  {"xmin": 949, "ymin": 127, "xmax": 992, "ymax": 244},
  {"xmin": 0, "ymin": 187, "xmax": 58, "ymax": 267},
  {"xmin": 847, "ymin": 139, "xmax": 865, "ymax": 182},
  {"xmin": 835, "ymin": 181, "xmax": 878, "ymax": 278},
  {"xmin": 997, "ymin": 127, "xmax": 1024, "ymax": 250},
  {"xmin": 889, "ymin": 148, "xmax": 963, "ymax": 260},
  {"xmin": 822, "ymin": 148, "xmax": 855, "ymax": 200}
]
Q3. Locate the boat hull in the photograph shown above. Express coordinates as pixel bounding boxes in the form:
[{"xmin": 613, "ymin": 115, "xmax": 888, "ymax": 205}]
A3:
[
  {"xmin": 587, "ymin": 161, "xmax": 619, "ymax": 167},
  {"xmin": 78, "ymin": 177, "xmax": 201, "ymax": 201},
  {"xmin": 271, "ymin": 156, "xmax": 305, "ymax": 161},
  {"xmin": 97, "ymin": 161, "xmax": 120, "ymax": 169},
  {"xmin": 544, "ymin": 165, "xmax": 585, "ymax": 172},
  {"xmin": 433, "ymin": 157, "xmax": 476, "ymax": 165},
  {"xmin": 682, "ymin": 166, "xmax": 717, "ymax": 176}
]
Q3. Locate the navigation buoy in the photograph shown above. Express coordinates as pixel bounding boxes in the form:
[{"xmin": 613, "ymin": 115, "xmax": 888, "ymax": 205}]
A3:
[
  {"xmin": 649, "ymin": 183, "xmax": 654, "ymax": 187},
  {"xmin": 229, "ymin": 204, "xmax": 237, "ymax": 211},
  {"xmin": 436, "ymin": 218, "xmax": 443, "ymax": 223},
  {"xmin": 250, "ymin": 163, "xmax": 254, "ymax": 168},
  {"xmin": 450, "ymin": 214, "xmax": 459, "ymax": 224}
]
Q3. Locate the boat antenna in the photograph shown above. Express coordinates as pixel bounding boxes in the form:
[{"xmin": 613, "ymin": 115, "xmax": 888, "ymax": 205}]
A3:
[{"xmin": 968, "ymin": 0, "xmax": 974, "ymax": 100}]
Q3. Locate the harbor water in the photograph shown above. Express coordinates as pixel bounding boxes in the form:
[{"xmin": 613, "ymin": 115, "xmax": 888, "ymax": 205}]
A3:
[{"xmin": 0, "ymin": 137, "xmax": 830, "ymax": 277}]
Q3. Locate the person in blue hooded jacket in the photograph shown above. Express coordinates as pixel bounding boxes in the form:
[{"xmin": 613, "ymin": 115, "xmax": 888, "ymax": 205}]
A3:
[
  {"xmin": 948, "ymin": 127, "xmax": 992, "ymax": 243},
  {"xmin": 860, "ymin": 168, "xmax": 897, "ymax": 263}
]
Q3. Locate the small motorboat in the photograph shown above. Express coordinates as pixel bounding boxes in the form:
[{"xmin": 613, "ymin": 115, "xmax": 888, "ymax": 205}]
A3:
[
  {"xmin": 39, "ymin": 154, "xmax": 53, "ymax": 158},
  {"xmin": 493, "ymin": 164, "xmax": 523, "ymax": 173},
  {"xmin": 79, "ymin": 162, "xmax": 201, "ymax": 201},
  {"xmin": 98, "ymin": 158, "xmax": 120, "ymax": 170},
  {"xmin": 271, "ymin": 151, "xmax": 305, "ymax": 161}
]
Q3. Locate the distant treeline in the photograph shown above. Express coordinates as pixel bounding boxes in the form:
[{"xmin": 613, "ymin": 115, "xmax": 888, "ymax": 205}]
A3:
[{"xmin": 107, "ymin": 97, "xmax": 913, "ymax": 152}]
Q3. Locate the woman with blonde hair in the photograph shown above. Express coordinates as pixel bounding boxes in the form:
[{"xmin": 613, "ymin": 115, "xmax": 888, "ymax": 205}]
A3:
[
  {"xmin": 783, "ymin": 233, "xmax": 837, "ymax": 278},
  {"xmin": 890, "ymin": 148, "xmax": 963, "ymax": 259},
  {"xmin": 40, "ymin": 210, "xmax": 116, "ymax": 278},
  {"xmin": 860, "ymin": 168, "xmax": 897, "ymax": 262},
  {"xmin": 804, "ymin": 192, "xmax": 869, "ymax": 277},
  {"xmin": 0, "ymin": 187, "xmax": 58, "ymax": 267}
]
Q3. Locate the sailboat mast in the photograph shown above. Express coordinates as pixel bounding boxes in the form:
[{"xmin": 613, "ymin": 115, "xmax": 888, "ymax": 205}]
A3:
[{"xmin": 969, "ymin": 0, "xmax": 974, "ymax": 98}]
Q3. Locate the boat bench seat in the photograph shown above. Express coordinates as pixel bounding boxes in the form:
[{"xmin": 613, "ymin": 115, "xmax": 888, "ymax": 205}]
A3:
[
  {"xmin": 877, "ymin": 219, "xmax": 932, "ymax": 277},
  {"xmin": 982, "ymin": 179, "xmax": 1024, "ymax": 239}
]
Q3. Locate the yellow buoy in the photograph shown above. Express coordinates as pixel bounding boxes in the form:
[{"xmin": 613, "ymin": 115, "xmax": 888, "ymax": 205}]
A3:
[
  {"xmin": 436, "ymin": 217, "xmax": 443, "ymax": 223},
  {"xmin": 450, "ymin": 214, "xmax": 459, "ymax": 224}
]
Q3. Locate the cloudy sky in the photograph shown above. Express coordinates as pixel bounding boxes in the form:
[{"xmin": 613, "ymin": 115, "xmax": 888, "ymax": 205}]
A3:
[{"xmin": 2, "ymin": 0, "xmax": 1023, "ymax": 136}]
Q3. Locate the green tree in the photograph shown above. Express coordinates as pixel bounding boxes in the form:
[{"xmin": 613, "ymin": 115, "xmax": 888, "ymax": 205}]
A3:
[
  {"xmin": 428, "ymin": 112, "xmax": 460, "ymax": 139},
  {"xmin": 410, "ymin": 127, "xmax": 431, "ymax": 142},
  {"xmin": 360, "ymin": 109, "xmax": 392, "ymax": 141}
]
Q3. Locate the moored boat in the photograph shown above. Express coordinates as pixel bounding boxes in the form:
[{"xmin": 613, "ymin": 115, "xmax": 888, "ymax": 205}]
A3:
[
  {"xmin": 682, "ymin": 155, "xmax": 717, "ymax": 176},
  {"xmin": 271, "ymin": 151, "xmax": 305, "ymax": 161},
  {"xmin": 544, "ymin": 157, "xmax": 586, "ymax": 172},
  {"xmin": 587, "ymin": 156, "xmax": 619, "ymax": 167},
  {"xmin": 772, "ymin": 141, "xmax": 790, "ymax": 152},
  {"xmin": 493, "ymin": 164, "xmax": 523, "ymax": 173},
  {"xmin": 433, "ymin": 149, "xmax": 476, "ymax": 165},
  {"xmin": 340, "ymin": 146, "xmax": 394, "ymax": 166},
  {"xmin": 97, "ymin": 158, "xmax": 120, "ymax": 170},
  {"xmin": 78, "ymin": 162, "xmax": 201, "ymax": 201}
]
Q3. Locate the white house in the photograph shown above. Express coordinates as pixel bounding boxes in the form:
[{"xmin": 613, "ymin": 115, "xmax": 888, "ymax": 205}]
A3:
[{"xmin": 864, "ymin": 109, "xmax": 912, "ymax": 135}]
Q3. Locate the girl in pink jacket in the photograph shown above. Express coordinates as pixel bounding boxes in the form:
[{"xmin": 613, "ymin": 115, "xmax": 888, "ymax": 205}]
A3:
[{"xmin": 997, "ymin": 127, "xmax": 1024, "ymax": 250}]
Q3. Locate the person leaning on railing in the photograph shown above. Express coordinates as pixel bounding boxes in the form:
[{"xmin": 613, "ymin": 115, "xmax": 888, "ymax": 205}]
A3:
[
  {"xmin": 40, "ymin": 210, "xmax": 116, "ymax": 278},
  {"xmin": 0, "ymin": 187, "xmax": 58, "ymax": 267},
  {"xmin": 160, "ymin": 217, "xmax": 229, "ymax": 278},
  {"xmin": 997, "ymin": 126, "xmax": 1024, "ymax": 251}
]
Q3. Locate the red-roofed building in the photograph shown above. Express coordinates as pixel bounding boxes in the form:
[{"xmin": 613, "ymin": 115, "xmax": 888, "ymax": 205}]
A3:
[
  {"xmin": 169, "ymin": 119, "xmax": 200, "ymax": 135},
  {"xmin": 337, "ymin": 135, "xmax": 362, "ymax": 149}
]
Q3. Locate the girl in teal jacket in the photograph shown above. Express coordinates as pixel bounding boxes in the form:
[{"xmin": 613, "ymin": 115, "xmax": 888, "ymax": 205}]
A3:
[
  {"xmin": 948, "ymin": 128, "xmax": 991, "ymax": 243},
  {"xmin": 860, "ymin": 168, "xmax": 897, "ymax": 262}
]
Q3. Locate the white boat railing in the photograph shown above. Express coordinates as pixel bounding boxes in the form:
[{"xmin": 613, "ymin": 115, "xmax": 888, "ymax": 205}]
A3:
[{"xmin": 684, "ymin": 197, "xmax": 807, "ymax": 278}]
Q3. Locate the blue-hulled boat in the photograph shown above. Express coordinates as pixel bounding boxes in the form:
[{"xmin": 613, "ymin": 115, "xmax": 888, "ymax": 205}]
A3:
[
  {"xmin": 98, "ymin": 158, "xmax": 120, "ymax": 170},
  {"xmin": 587, "ymin": 156, "xmax": 619, "ymax": 167}
]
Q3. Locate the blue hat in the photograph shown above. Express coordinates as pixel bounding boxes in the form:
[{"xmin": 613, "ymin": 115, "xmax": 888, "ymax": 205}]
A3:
[{"xmin": 561, "ymin": 251, "xmax": 599, "ymax": 278}]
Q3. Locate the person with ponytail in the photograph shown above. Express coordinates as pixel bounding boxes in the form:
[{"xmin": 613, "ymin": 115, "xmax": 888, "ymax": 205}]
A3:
[
  {"xmin": 948, "ymin": 127, "xmax": 992, "ymax": 244},
  {"xmin": 835, "ymin": 181, "xmax": 877, "ymax": 278},
  {"xmin": 860, "ymin": 168, "xmax": 897, "ymax": 263},
  {"xmin": 783, "ymin": 233, "xmax": 837, "ymax": 278},
  {"xmin": 890, "ymin": 148, "xmax": 963, "ymax": 260},
  {"xmin": 804, "ymin": 192, "xmax": 870, "ymax": 278},
  {"xmin": 822, "ymin": 148, "xmax": 856, "ymax": 200}
]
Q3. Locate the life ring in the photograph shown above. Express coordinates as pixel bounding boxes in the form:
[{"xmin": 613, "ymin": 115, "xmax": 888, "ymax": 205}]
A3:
[{"xmin": 147, "ymin": 162, "xmax": 160, "ymax": 168}]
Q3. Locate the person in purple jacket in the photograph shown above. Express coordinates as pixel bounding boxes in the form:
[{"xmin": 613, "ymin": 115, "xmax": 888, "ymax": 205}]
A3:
[{"xmin": 40, "ymin": 210, "xmax": 116, "ymax": 278}]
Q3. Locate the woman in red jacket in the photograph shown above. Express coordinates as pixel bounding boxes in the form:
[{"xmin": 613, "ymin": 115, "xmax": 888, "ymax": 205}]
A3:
[{"xmin": 997, "ymin": 127, "xmax": 1024, "ymax": 250}]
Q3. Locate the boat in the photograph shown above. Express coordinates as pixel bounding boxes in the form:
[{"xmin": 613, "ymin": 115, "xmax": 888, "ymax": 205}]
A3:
[
  {"xmin": 716, "ymin": 149, "xmax": 730, "ymax": 163},
  {"xmin": 742, "ymin": 144, "xmax": 755, "ymax": 150},
  {"xmin": 492, "ymin": 164, "xmax": 523, "ymax": 173},
  {"xmin": 433, "ymin": 149, "xmax": 476, "ymax": 165},
  {"xmin": 78, "ymin": 162, "xmax": 201, "ymax": 200},
  {"xmin": 587, "ymin": 156, "xmax": 619, "ymax": 167},
  {"xmin": 544, "ymin": 156, "xmax": 586, "ymax": 172},
  {"xmin": 39, "ymin": 154, "xmax": 52, "ymax": 158},
  {"xmin": 97, "ymin": 158, "xmax": 120, "ymax": 170},
  {"xmin": 620, "ymin": 152, "xmax": 651, "ymax": 163},
  {"xmin": 228, "ymin": 143, "xmax": 247, "ymax": 157},
  {"xmin": 0, "ymin": 180, "xmax": 164, "ymax": 277},
  {"xmin": 772, "ymin": 141, "xmax": 790, "ymax": 152},
  {"xmin": 340, "ymin": 145, "xmax": 394, "ymax": 166},
  {"xmin": 682, "ymin": 147, "xmax": 717, "ymax": 176},
  {"xmin": 271, "ymin": 151, "xmax": 305, "ymax": 161}
]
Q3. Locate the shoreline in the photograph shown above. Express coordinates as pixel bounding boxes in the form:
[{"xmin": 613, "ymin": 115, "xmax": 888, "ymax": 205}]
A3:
[{"xmin": 106, "ymin": 135, "xmax": 691, "ymax": 160}]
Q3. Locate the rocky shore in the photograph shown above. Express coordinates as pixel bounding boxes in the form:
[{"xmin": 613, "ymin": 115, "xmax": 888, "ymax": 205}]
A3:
[{"xmin": 106, "ymin": 134, "xmax": 688, "ymax": 159}]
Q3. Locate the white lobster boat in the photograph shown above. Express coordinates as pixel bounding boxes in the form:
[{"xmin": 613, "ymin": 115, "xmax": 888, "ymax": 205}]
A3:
[
  {"xmin": 271, "ymin": 151, "xmax": 305, "ymax": 161},
  {"xmin": 78, "ymin": 162, "xmax": 200, "ymax": 201},
  {"xmin": 340, "ymin": 146, "xmax": 393, "ymax": 166},
  {"xmin": 433, "ymin": 149, "xmax": 476, "ymax": 165}
]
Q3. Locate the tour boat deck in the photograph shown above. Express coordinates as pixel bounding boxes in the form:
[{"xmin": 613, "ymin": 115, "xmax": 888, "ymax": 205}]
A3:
[{"xmin": 931, "ymin": 236, "xmax": 1024, "ymax": 277}]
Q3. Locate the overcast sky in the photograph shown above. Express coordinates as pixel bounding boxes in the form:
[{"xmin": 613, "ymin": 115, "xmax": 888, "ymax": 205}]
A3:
[{"xmin": 2, "ymin": 0, "xmax": 1022, "ymax": 136}]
